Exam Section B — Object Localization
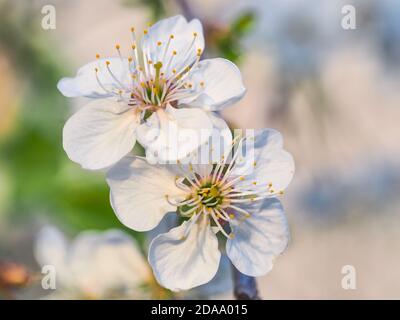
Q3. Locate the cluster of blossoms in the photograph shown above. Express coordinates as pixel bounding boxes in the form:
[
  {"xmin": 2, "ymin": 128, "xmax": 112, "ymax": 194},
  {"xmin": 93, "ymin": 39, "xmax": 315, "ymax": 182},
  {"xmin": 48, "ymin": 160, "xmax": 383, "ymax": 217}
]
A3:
[
  {"xmin": 58, "ymin": 15, "xmax": 295, "ymax": 292},
  {"xmin": 35, "ymin": 226, "xmax": 152, "ymax": 299}
]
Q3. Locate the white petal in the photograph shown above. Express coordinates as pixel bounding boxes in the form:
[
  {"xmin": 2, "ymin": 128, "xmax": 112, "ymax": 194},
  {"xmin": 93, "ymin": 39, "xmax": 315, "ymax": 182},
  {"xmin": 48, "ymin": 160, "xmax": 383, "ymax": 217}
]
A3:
[
  {"xmin": 63, "ymin": 99, "xmax": 139, "ymax": 170},
  {"xmin": 176, "ymin": 112, "xmax": 232, "ymax": 174},
  {"xmin": 67, "ymin": 230, "xmax": 151, "ymax": 295},
  {"xmin": 143, "ymin": 15, "xmax": 204, "ymax": 77},
  {"xmin": 106, "ymin": 156, "xmax": 182, "ymax": 232},
  {"xmin": 204, "ymin": 112, "xmax": 233, "ymax": 163},
  {"xmin": 57, "ymin": 58, "xmax": 130, "ymax": 98},
  {"xmin": 34, "ymin": 226, "xmax": 67, "ymax": 269},
  {"xmin": 231, "ymin": 129, "xmax": 295, "ymax": 194},
  {"xmin": 34, "ymin": 226, "xmax": 77, "ymax": 288},
  {"xmin": 137, "ymin": 105, "xmax": 213, "ymax": 164},
  {"xmin": 148, "ymin": 215, "xmax": 221, "ymax": 291},
  {"xmin": 226, "ymin": 198, "xmax": 290, "ymax": 277},
  {"xmin": 179, "ymin": 58, "xmax": 246, "ymax": 110}
]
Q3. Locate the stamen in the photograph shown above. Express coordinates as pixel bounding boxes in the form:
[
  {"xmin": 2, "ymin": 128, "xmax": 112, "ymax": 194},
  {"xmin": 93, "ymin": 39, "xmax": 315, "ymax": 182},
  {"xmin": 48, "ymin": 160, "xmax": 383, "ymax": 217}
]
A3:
[
  {"xmin": 182, "ymin": 213, "xmax": 201, "ymax": 238},
  {"xmin": 227, "ymin": 204, "xmax": 251, "ymax": 218},
  {"xmin": 165, "ymin": 194, "xmax": 194, "ymax": 207},
  {"xmin": 105, "ymin": 61, "xmax": 128, "ymax": 90},
  {"xmin": 94, "ymin": 68, "xmax": 113, "ymax": 94},
  {"xmin": 209, "ymin": 209, "xmax": 231, "ymax": 239}
]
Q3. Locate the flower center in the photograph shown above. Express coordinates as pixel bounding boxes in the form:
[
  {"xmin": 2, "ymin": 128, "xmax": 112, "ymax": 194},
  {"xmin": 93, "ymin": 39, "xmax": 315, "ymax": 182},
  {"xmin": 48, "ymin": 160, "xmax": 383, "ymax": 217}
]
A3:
[
  {"xmin": 94, "ymin": 29, "xmax": 204, "ymax": 116},
  {"xmin": 197, "ymin": 182, "xmax": 223, "ymax": 208},
  {"xmin": 164, "ymin": 136, "xmax": 282, "ymax": 239}
]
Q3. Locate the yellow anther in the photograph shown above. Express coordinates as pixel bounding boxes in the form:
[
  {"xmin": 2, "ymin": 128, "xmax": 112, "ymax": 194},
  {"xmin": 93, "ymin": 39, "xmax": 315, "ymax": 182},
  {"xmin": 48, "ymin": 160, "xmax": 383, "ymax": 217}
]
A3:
[
  {"xmin": 128, "ymin": 57, "xmax": 133, "ymax": 62},
  {"xmin": 94, "ymin": 67, "xmax": 98, "ymax": 73},
  {"xmin": 172, "ymin": 50, "xmax": 177, "ymax": 55},
  {"xmin": 200, "ymin": 81, "xmax": 205, "ymax": 87},
  {"xmin": 229, "ymin": 233, "xmax": 235, "ymax": 239},
  {"xmin": 140, "ymin": 82, "xmax": 146, "ymax": 88},
  {"xmin": 172, "ymin": 68, "xmax": 177, "ymax": 74},
  {"xmin": 253, "ymin": 161, "xmax": 257, "ymax": 167},
  {"xmin": 170, "ymin": 34, "xmax": 174, "ymax": 39},
  {"xmin": 229, "ymin": 214, "xmax": 235, "ymax": 219},
  {"xmin": 131, "ymin": 44, "xmax": 136, "ymax": 50},
  {"xmin": 270, "ymin": 189, "xmax": 275, "ymax": 194},
  {"xmin": 105, "ymin": 60, "xmax": 110, "ymax": 65},
  {"xmin": 197, "ymin": 48, "xmax": 202, "ymax": 56},
  {"xmin": 157, "ymin": 41, "xmax": 162, "ymax": 46},
  {"xmin": 118, "ymin": 89, "xmax": 123, "ymax": 94},
  {"xmin": 95, "ymin": 53, "xmax": 100, "ymax": 59},
  {"xmin": 193, "ymin": 32, "xmax": 198, "ymax": 37},
  {"xmin": 148, "ymin": 60, "xmax": 153, "ymax": 65},
  {"xmin": 115, "ymin": 44, "xmax": 120, "ymax": 50},
  {"xmin": 239, "ymin": 176, "xmax": 245, "ymax": 181},
  {"xmin": 154, "ymin": 61, "xmax": 163, "ymax": 70},
  {"xmin": 143, "ymin": 29, "xmax": 148, "ymax": 35},
  {"xmin": 268, "ymin": 182, "xmax": 273, "ymax": 188},
  {"xmin": 252, "ymin": 181, "xmax": 257, "ymax": 185},
  {"xmin": 130, "ymin": 27, "xmax": 135, "ymax": 32},
  {"xmin": 279, "ymin": 190, "xmax": 284, "ymax": 195}
]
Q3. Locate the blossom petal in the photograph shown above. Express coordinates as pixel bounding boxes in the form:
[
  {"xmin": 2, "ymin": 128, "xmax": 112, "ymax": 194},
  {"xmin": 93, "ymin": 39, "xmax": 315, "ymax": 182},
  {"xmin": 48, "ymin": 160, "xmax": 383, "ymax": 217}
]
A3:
[
  {"xmin": 34, "ymin": 226, "xmax": 75, "ymax": 287},
  {"xmin": 231, "ymin": 129, "xmax": 295, "ymax": 194},
  {"xmin": 63, "ymin": 99, "xmax": 139, "ymax": 170},
  {"xmin": 142, "ymin": 15, "xmax": 204, "ymax": 77},
  {"xmin": 179, "ymin": 58, "xmax": 246, "ymax": 110},
  {"xmin": 57, "ymin": 58, "xmax": 130, "ymax": 98},
  {"xmin": 67, "ymin": 230, "xmax": 151, "ymax": 295},
  {"xmin": 34, "ymin": 226, "xmax": 67, "ymax": 270},
  {"xmin": 106, "ymin": 156, "xmax": 182, "ymax": 232},
  {"xmin": 176, "ymin": 112, "xmax": 232, "ymax": 176},
  {"xmin": 148, "ymin": 215, "xmax": 221, "ymax": 291},
  {"xmin": 226, "ymin": 198, "xmax": 290, "ymax": 277},
  {"xmin": 137, "ymin": 105, "xmax": 213, "ymax": 164}
]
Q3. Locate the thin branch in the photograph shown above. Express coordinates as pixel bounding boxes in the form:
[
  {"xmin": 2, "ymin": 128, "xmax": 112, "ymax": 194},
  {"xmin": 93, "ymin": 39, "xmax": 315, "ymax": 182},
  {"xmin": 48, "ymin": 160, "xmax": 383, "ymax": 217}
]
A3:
[
  {"xmin": 232, "ymin": 264, "xmax": 260, "ymax": 300},
  {"xmin": 175, "ymin": 0, "xmax": 195, "ymax": 20}
]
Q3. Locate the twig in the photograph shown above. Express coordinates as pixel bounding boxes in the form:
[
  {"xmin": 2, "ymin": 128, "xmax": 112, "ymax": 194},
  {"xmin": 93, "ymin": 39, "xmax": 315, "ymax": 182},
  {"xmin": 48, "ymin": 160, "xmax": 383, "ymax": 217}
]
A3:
[
  {"xmin": 175, "ymin": 0, "xmax": 195, "ymax": 20},
  {"xmin": 232, "ymin": 265, "xmax": 260, "ymax": 300}
]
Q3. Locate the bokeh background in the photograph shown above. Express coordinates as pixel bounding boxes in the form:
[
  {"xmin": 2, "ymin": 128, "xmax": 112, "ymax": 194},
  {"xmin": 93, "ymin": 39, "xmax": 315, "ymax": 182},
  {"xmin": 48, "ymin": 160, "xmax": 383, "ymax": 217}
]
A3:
[{"xmin": 1, "ymin": 0, "xmax": 399, "ymax": 299}]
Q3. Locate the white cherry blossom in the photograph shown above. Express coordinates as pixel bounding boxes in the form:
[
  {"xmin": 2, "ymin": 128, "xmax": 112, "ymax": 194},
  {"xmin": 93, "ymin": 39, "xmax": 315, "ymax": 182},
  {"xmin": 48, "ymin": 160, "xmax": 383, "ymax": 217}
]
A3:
[
  {"xmin": 58, "ymin": 15, "xmax": 245, "ymax": 169},
  {"xmin": 34, "ymin": 226, "xmax": 152, "ymax": 299},
  {"xmin": 107, "ymin": 129, "xmax": 294, "ymax": 291}
]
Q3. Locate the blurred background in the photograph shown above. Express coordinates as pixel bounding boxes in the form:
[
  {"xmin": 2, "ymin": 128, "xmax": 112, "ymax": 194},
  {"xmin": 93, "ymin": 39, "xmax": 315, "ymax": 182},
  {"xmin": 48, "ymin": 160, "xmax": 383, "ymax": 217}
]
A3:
[{"xmin": 0, "ymin": 0, "xmax": 399, "ymax": 299}]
